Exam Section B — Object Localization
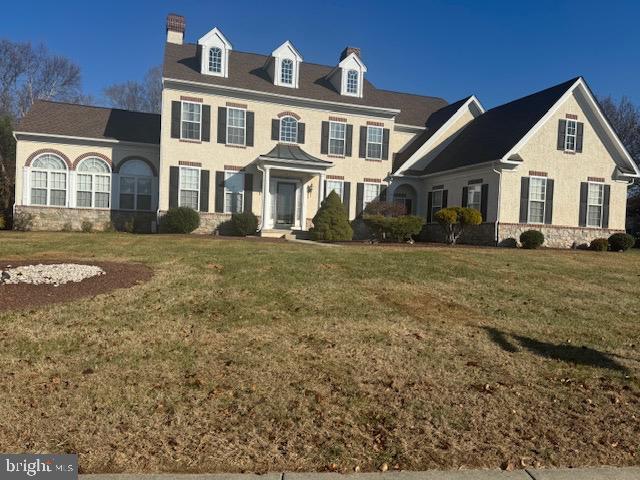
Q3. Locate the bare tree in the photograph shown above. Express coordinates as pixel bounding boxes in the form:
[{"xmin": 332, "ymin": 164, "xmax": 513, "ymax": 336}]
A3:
[
  {"xmin": 103, "ymin": 65, "xmax": 162, "ymax": 114},
  {"xmin": 598, "ymin": 95, "xmax": 640, "ymax": 165}
]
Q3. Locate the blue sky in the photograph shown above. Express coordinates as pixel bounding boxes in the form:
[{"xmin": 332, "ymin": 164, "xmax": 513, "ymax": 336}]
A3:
[{"xmin": 3, "ymin": 0, "xmax": 639, "ymax": 108}]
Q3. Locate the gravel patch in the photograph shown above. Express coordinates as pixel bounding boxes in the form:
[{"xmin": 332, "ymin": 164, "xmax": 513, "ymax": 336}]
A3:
[{"xmin": 0, "ymin": 263, "xmax": 105, "ymax": 286}]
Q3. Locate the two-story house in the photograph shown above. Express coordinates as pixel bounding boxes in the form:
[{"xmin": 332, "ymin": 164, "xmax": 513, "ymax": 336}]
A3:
[{"xmin": 12, "ymin": 14, "xmax": 640, "ymax": 247}]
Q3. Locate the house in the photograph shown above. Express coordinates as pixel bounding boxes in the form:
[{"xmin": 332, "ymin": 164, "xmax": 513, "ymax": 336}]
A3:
[{"xmin": 12, "ymin": 14, "xmax": 640, "ymax": 247}]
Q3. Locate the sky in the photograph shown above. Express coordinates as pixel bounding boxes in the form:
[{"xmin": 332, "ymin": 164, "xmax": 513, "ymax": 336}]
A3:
[{"xmin": 3, "ymin": 0, "xmax": 639, "ymax": 109}]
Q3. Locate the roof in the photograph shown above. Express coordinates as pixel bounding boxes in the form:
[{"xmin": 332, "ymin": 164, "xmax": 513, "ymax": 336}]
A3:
[
  {"xmin": 261, "ymin": 143, "xmax": 331, "ymax": 165},
  {"xmin": 163, "ymin": 43, "xmax": 447, "ymax": 126},
  {"xmin": 17, "ymin": 100, "xmax": 161, "ymax": 144},
  {"xmin": 417, "ymin": 77, "xmax": 580, "ymax": 175}
]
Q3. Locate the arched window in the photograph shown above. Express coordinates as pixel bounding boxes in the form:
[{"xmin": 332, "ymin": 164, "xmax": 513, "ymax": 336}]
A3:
[
  {"xmin": 346, "ymin": 69, "xmax": 359, "ymax": 94},
  {"xmin": 76, "ymin": 157, "xmax": 111, "ymax": 208},
  {"xmin": 31, "ymin": 154, "xmax": 68, "ymax": 206},
  {"xmin": 209, "ymin": 47, "xmax": 222, "ymax": 73},
  {"xmin": 118, "ymin": 159, "xmax": 154, "ymax": 211},
  {"xmin": 281, "ymin": 58, "xmax": 293, "ymax": 85},
  {"xmin": 279, "ymin": 116, "xmax": 298, "ymax": 143}
]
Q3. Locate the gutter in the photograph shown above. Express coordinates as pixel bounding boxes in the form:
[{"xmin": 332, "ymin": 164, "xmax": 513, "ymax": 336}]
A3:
[{"xmin": 492, "ymin": 167, "xmax": 502, "ymax": 245}]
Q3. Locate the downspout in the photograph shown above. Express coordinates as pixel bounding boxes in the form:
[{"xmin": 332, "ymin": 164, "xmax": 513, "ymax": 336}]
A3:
[{"xmin": 492, "ymin": 165, "xmax": 502, "ymax": 246}]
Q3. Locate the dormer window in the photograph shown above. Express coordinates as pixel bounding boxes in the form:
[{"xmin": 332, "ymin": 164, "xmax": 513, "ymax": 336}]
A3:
[
  {"xmin": 332, "ymin": 48, "xmax": 366, "ymax": 98},
  {"xmin": 208, "ymin": 47, "xmax": 222, "ymax": 73},
  {"xmin": 198, "ymin": 27, "xmax": 232, "ymax": 77},
  {"xmin": 346, "ymin": 70, "xmax": 358, "ymax": 94},
  {"xmin": 271, "ymin": 41, "xmax": 303, "ymax": 88},
  {"xmin": 281, "ymin": 59, "xmax": 294, "ymax": 85}
]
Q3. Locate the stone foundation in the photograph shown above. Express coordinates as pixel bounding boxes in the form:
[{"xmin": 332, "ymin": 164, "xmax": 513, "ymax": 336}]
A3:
[
  {"xmin": 157, "ymin": 211, "xmax": 262, "ymax": 235},
  {"xmin": 497, "ymin": 223, "xmax": 624, "ymax": 249},
  {"xmin": 419, "ymin": 222, "xmax": 496, "ymax": 246}
]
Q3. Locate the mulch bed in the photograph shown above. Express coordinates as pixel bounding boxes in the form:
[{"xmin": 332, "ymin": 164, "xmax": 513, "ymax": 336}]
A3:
[{"xmin": 0, "ymin": 260, "xmax": 153, "ymax": 312}]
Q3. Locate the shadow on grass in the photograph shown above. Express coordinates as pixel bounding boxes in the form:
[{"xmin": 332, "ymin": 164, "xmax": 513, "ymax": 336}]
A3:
[{"xmin": 483, "ymin": 327, "xmax": 628, "ymax": 373}]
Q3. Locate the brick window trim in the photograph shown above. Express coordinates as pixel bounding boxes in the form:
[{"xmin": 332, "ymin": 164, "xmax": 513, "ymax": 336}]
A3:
[
  {"xmin": 25, "ymin": 149, "xmax": 73, "ymax": 170},
  {"xmin": 328, "ymin": 116, "xmax": 347, "ymax": 123},
  {"xmin": 225, "ymin": 144, "xmax": 246, "ymax": 150},
  {"xmin": 468, "ymin": 178, "xmax": 483, "ymax": 185},
  {"xmin": 327, "ymin": 154, "xmax": 345, "ymax": 159},
  {"xmin": 529, "ymin": 171, "xmax": 548, "ymax": 177},
  {"xmin": 224, "ymin": 165, "xmax": 245, "ymax": 171},
  {"xmin": 366, "ymin": 121, "xmax": 385, "ymax": 127},
  {"xmin": 327, "ymin": 175, "xmax": 344, "ymax": 180},
  {"xmin": 179, "ymin": 161, "xmax": 202, "ymax": 167},
  {"xmin": 364, "ymin": 177, "xmax": 382, "ymax": 183},
  {"xmin": 277, "ymin": 111, "xmax": 301, "ymax": 120},
  {"xmin": 72, "ymin": 152, "xmax": 113, "ymax": 170},
  {"xmin": 179, "ymin": 139, "xmax": 202, "ymax": 144},
  {"xmin": 566, "ymin": 113, "xmax": 578, "ymax": 120},
  {"xmin": 365, "ymin": 158, "xmax": 383, "ymax": 163},
  {"xmin": 588, "ymin": 176, "xmax": 605, "ymax": 183},
  {"xmin": 180, "ymin": 96, "xmax": 203, "ymax": 103},
  {"xmin": 432, "ymin": 184, "xmax": 444, "ymax": 190},
  {"xmin": 226, "ymin": 101, "xmax": 248, "ymax": 109}
]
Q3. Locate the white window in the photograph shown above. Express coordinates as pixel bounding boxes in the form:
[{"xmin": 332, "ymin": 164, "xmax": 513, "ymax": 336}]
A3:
[
  {"xmin": 224, "ymin": 171, "xmax": 244, "ymax": 214},
  {"xmin": 281, "ymin": 59, "xmax": 293, "ymax": 85},
  {"xmin": 179, "ymin": 167, "xmax": 200, "ymax": 210},
  {"xmin": 467, "ymin": 184, "xmax": 482, "ymax": 211},
  {"xmin": 181, "ymin": 101, "xmax": 201, "ymax": 141},
  {"xmin": 76, "ymin": 157, "xmax": 111, "ymax": 208},
  {"xmin": 30, "ymin": 154, "xmax": 68, "ymax": 206},
  {"xmin": 326, "ymin": 180, "xmax": 344, "ymax": 201},
  {"xmin": 209, "ymin": 47, "xmax": 222, "ymax": 73},
  {"xmin": 565, "ymin": 119, "xmax": 577, "ymax": 151},
  {"xmin": 280, "ymin": 116, "xmax": 298, "ymax": 143},
  {"xmin": 431, "ymin": 189, "xmax": 443, "ymax": 221},
  {"xmin": 587, "ymin": 182, "xmax": 604, "ymax": 228},
  {"xmin": 227, "ymin": 107, "xmax": 246, "ymax": 146},
  {"xmin": 346, "ymin": 70, "xmax": 358, "ymax": 94},
  {"xmin": 528, "ymin": 177, "xmax": 547, "ymax": 224},
  {"xmin": 329, "ymin": 121, "xmax": 346, "ymax": 156},
  {"xmin": 119, "ymin": 159, "xmax": 154, "ymax": 211},
  {"xmin": 363, "ymin": 183, "xmax": 381, "ymax": 210},
  {"xmin": 366, "ymin": 126, "xmax": 383, "ymax": 159}
]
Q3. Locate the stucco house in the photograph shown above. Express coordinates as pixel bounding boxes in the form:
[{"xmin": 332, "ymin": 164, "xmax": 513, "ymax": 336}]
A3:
[{"xmin": 13, "ymin": 14, "xmax": 640, "ymax": 247}]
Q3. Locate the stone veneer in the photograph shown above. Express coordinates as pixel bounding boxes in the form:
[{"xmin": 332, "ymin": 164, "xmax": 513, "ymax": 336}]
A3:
[
  {"xmin": 497, "ymin": 223, "xmax": 624, "ymax": 249},
  {"xmin": 420, "ymin": 222, "xmax": 496, "ymax": 246},
  {"xmin": 14, "ymin": 206, "xmax": 157, "ymax": 232}
]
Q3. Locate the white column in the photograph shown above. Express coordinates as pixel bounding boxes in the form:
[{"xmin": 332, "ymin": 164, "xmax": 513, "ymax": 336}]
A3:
[
  {"xmin": 260, "ymin": 166, "xmax": 271, "ymax": 230},
  {"xmin": 300, "ymin": 179, "xmax": 307, "ymax": 230},
  {"xmin": 318, "ymin": 173, "xmax": 326, "ymax": 209}
]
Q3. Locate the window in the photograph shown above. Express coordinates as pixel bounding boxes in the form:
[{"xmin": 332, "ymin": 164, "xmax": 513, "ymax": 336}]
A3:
[
  {"xmin": 431, "ymin": 189, "xmax": 443, "ymax": 222},
  {"xmin": 326, "ymin": 180, "xmax": 344, "ymax": 200},
  {"xmin": 76, "ymin": 157, "xmax": 111, "ymax": 208},
  {"xmin": 363, "ymin": 183, "xmax": 381, "ymax": 210},
  {"xmin": 224, "ymin": 171, "xmax": 244, "ymax": 214},
  {"xmin": 528, "ymin": 177, "xmax": 547, "ymax": 224},
  {"xmin": 227, "ymin": 107, "xmax": 246, "ymax": 146},
  {"xmin": 209, "ymin": 47, "xmax": 222, "ymax": 73},
  {"xmin": 30, "ymin": 154, "xmax": 67, "ymax": 206},
  {"xmin": 587, "ymin": 182, "xmax": 604, "ymax": 227},
  {"xmin": 467, "ymin": 184, "xmax": 482, "ymax": 211},
  {"xmin": 281, "ymin": 58, "xmax": 293, "ymax": 85},
  {"xmin": 280, "ymin": 116, "xmax": 298, "ymax": 143},
  {"xmin": 565, "ymin": 119, "xmax": 577, "ymax": 151},
  {"xmin": 179, "ymin": 167, "xmax": 200, "ymax": 210},
  {"xmin": 329, "ymin": 121, "xmax": 346, "ymax": 156},
  {"xmin": 366, "ymin": 126, "xmax": 383, "ymax": 159},
  {"xmin": 181, "ymin": 101, "xmax": 201, "ymax": 140},
  {"xmin": 346, "ymin": 70, "xmax": 358, "ymax": 94},
  {"xmin": 119, "ymin": 159, "xmax": 153, "ymax": 211}
]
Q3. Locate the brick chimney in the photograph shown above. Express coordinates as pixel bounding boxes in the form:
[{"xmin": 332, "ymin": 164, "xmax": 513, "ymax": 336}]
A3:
[
  {"xmin": 166, "ymin": 13, "xmax": 185, "ymax": 44},
  {"xmin": 340, "ymin": 46, "xmax": 361, "ymax": 61}
]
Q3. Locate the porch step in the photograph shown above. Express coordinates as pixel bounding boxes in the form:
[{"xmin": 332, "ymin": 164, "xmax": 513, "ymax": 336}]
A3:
[{"xmin": 259, "ymin": 229, "xmax": 311, "ymax": 240}]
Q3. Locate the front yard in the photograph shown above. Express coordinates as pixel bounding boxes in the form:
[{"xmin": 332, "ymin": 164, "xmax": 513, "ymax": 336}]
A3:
[{"xmin": 0, "ymin": 232, "xmax": 638, "ymax": 473}]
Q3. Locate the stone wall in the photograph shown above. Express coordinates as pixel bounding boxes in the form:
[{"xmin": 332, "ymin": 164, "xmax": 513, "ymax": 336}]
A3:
[
  {"xmin": 420, "ymin": 222, "xmax": 496, "ymax": 246},
  {"xmin": 14, "ymin": 206, "xmax": 157, "ymax": 232},
  {"xmin": 497, "ymin": 223, "xmax": 624, "ymax": 249},
  {"xmin": 157, "ymin": 211, "xmax": 262, "ymax": 235}
]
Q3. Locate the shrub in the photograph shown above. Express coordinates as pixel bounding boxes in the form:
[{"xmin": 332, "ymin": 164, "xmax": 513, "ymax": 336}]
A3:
[
  {"xmin": 520, "ymin": 229, "xmax": 545, "ymax": 249},
  {"xmin": 103, "ymin": 221, "xmax": 116, "ymax": 232},
  {"xmin": 310, "ymin": 190, "xmax": 353, "ymax": 242},
  {"xmin": 498, "ymin": 237, "xmax": 518, "ymax": 248},
  {"xmin": 434, "ymin": 207, "xmax": 482, "ymax": 245},
  {"xmin": 61, "ymin": 222, "xmax": 74, "ymax": 232},
  {"xmin": 363, "ymin": 200, "xmax": 406, "ymax": 217},
  {"xmin": 0, "ymin": 214, "xmax": 5, "ymax": 230},
  {"xmin": 230, "ymin": 211, "xmax": 258, "ymax": 236},
  {"xmin": 13, "ymin": 211, "xmax": 34, "ymax": 231},
  {"xmin": 608, "ymin": 232, "xmax": 635, "ymax": 252},
  {"xmin": 590, "ymin": 238, "xmax": 609, "ymax": 252},
  {"xmin": 81, "ymin": 221, "xmax": 93, "ymax": 233},
  {"xmin": 364, "ymin": 215, "xmax": 424, "ymax": 242},
  {"xmin": 161, "ymin": 207, "xmax": 200, "ymax": 234}
]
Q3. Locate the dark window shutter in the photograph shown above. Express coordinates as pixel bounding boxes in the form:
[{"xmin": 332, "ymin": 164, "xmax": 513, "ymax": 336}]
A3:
[
  {"xmin": 320, "ymin": 121, "xmax": 329, "ymax": 155},
  {"xmin": 215, "ymin": 171, "xmax": 225, "ymax": 213},
  {"xmin": 544, "ymin": 179, "xmax": 554, "ymax": 224},
  {"xmin": 602, "ymin": 184, "xmax": 610, "ymax": 228},
  {"xmin": 382, "ymin": 128, "xmax": 390, "ymax": 160},
  {"xmin": 345, "ymin": 124, "xmax": 353, "ymax": 157},
  {"xmin": 323, "ymin": 180, "xmax": 327, "ymax": 199},
  {"xmin": 578, "ymin": 182, "xmax": 588, "ymax": 227},
  {"xmin": 246, "ymin": 111, "xmax": 255, "ymax": 146},
  {"xmin": 427, "ymin": 191, "xmax": 433, "ymax": 223},
  {"xmin": 171, "ymin": 101, "xmax": 181, "ymax": 139},
  {"xmin": 343, "ymin": 181, "xmax": 351, "ymax": 217},
  {"xmin": 379, "ymin": 185, "xmax": 387, "ymax": 202},
  {"xmin": 481, "ymin": 184, "xmax": 489, "ymax": 222},
  {"xmin": 355, "ymin": 183, "xmax": 364, "ymax": 217},
  {"xmin": 297, "ymin": 122, "xmax": 305, "ymax": 144},
  {"xmin": 200, "ymin": 170, "xmax": 210, "ymax": 212},
  {"xmin": 244, "ymin": 173, "xmax": 253, "ymax": 213},
  {"xmin": 442, "ymin": 189, "xmax": 448, "ymax": 208},
  {"xmin": 461, "ymin": 186, "xmax": 469, "ymax": 208},
  {"xmin": 519, "ymin": 177, "xmax": 530, "ymax": 223},
  {"xmin": 271, "ymin": 119, "xmax": 280, "ymax": 141},
  {"xmin": 217, "ymin": 107, "xmax": 227, "ymax": 144},
  {"xmin": 557, "ymin": 119, "xmax": 567, "ymax": 150},
  {"xmin": 201, "ymin": 105, "xmax": 211, "ymax": 142},
  {"xmin": 169, "ymin": 166, "xmax": 179, "ymax": 208},
  {"xmin": 359, "ymin": 126, "xmax": 367, "ymax": 158},
  {"xmin": 576, "ymin": 122, "xmax": 584, "ymax": 153}
]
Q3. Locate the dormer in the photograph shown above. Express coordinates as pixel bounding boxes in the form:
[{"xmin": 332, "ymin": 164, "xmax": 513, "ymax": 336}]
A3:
[
  {"xmin": 198, "ymin": 27, "xmax": 232, "ymax": 78},
  {"xmin": 328, "ymin": 47, "xmax": 367, "ymax": 98},
  {"xmin": 270, "ymin": 41, "xmax": 303, "ymax": 88}
]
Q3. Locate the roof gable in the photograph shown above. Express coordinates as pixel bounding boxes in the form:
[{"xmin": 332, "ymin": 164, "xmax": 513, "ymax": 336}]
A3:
[
  {"xmin": 198, "ymin": 27, "xmax": 232, "ymax": 49},
  {"xmin": 271, "ymin": 41, "xmax": 302, "ymax": 62}
]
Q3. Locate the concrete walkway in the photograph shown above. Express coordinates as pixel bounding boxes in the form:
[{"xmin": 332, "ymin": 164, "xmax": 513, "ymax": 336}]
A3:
[{"xmin": 79, "ymin": 467, "xmax": 640, "ymax": 480}]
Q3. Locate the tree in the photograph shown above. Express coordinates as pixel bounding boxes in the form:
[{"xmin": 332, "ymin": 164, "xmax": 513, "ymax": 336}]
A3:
[
  {"xmin": 0, "ymin": 116, "xmax": 16, "ymax": 212},
  {"xmin": 310, "ymin": 190, "xmax": 353, "ymax": 241},
  {"xmin": 103, "ymin": 66, "xmax": 162, "ymax": 113},
  {"xmin": 434, "ymin": 207, "xmax": 482, "ymax": 245},
  {"xmin": 598, "ymin": 95, "xmax": 640, "ymax": 165}
]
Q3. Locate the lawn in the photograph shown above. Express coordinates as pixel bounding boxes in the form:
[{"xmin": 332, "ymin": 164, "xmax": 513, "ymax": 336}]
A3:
[{"xmin": 0, "ymin": 232, "xmax": 639, "ymax": 474}]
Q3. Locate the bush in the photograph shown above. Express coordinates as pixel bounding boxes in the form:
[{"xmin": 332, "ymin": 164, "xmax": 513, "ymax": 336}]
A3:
[
  {"xmin": 81, "ymin": 221, "xmax": 93, "ymax": 233},
  {"xmin": 520, "ymin": 229, "xmax": 545, "ymax": 249},
  {"xmin": 608, "ymin": 232, "xmax": 635, "ymax": 252},
  {"xmin": 61, "ymin": 222, "xmax": 74, "ymax": 232},
  {"xmin": 364, "ymin": 215, "xmax": 424, "ymax": 242},
  {"xmin": 161, "ymin": 207, "xmax": 200, "ymax": 234},
  {"xmin": 310, "ymin": 190, "xmax": 353, "ymax": 242},
  {"xmin": 363, "ymin": 200, "xmax": 406, "ymax": 217},
  {"xmin": 498, "ymin": 237, "xmax": 518, "ymax": 248},
  {"xmin": 0, "ymin": 214, "xmax": 5, "ymax": 230},
  {"xmin": 434, "ymin": 207, "xmax": 482, "ymax": 245},
  {"xmin": 13, "ymin": 211, "xmax": 34, "ymax": 231},
  {"xmin": 590, "ymin": 238, "xmax": 609, "ymax": 252},
  {"xmin": 103, "ymin": 221, "xmax": 116, "ymax": 232},
  {"xmin": 230, "ymin": 211, "xmax": 258, "ymax": 236}
]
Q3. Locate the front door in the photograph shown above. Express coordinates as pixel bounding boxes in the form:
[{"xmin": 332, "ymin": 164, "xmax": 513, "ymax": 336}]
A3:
[{"xmin": 275, "ymin": 182, "xmax": 296, "ymax": 227}]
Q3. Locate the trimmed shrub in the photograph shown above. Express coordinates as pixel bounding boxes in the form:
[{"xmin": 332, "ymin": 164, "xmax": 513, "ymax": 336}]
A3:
[
  {"xmin": 590, "ymin": 238, "xmax": 609, "ymax": 252},
  {"xmin": 364, "ymin": 200, "xmax": 406, "ymax": 217},
  {"xmin": 13, "ymin": 211, "xmax": 34, "ymax": 231},
  {"xmin": 364, "ymin": 215, "xmax": 424, "ymax": 242},
  {"xmin": 81, "ymin": 221, "xmax": 93, "ymax": 233},
  {"xmin": 434, "ymin": 207, "xmax": 482, "ymax": 245},
  {"xmin": 608, "ymin": 232, "xmax": 635, "ymax": 252},
  {"xmin": 0, "ymin": 214, "xmax": 5, "ymax": 230},
  {"xmin": 498, "ymin": 237, "xmax": 518, "ymax": 248},
  {"xmin": 520, "ymin": 229, "xmax": 545, "ymax": 249},
  {"xmin": 310, "ymin": 190, "xmax": 353, "ymax": 242},
  {"xmin": 162, "ymin": 207, "xmax": 200, "ymax": 234},
  {"xmin": 103, "ymin": 221, "xmax": 117, "ymax": 232},
  {"xmin": 230, "ymin": 211, "xmax": 258, "ymax": 236}
]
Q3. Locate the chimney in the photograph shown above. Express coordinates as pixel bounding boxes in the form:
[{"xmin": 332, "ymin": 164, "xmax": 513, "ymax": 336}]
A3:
[
  {"xmin": 166, "ymin": 13, "xmax": 185, "ymax": 44},
  {"xmin": 340, "ymin": 46, "xmax": 361, "ymax": 61}
]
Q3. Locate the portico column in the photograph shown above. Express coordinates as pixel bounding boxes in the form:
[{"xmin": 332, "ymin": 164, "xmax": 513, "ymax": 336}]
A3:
[
  {"xmin": 300, "ymin": 179, "xmax": 307, "ymax": 230},
  {"xmin": 318, "ymin": 173, "xmax": 326, "ymax": 210},
  {"xmin": 261, "ymin": 166, "xmax": 271, "ymax": 230}
]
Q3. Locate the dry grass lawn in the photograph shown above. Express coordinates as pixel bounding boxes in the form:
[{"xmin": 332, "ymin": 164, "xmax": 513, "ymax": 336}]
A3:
[{"xmin": 0, "ymin": 232, "xmax": 639, "ymax": 473}]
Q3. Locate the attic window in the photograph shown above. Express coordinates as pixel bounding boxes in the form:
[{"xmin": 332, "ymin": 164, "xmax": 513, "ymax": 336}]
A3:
[
  {"xmin": 209, "ymin": 48, "xmax": 222, "ymax": 73},
  {"xmin": 346, "ymin": 70, "xmax": 358, "ymax": 94},
  {"xmin": 281, "ymin": 59, "xmax": 293, "ymax": 85}
]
